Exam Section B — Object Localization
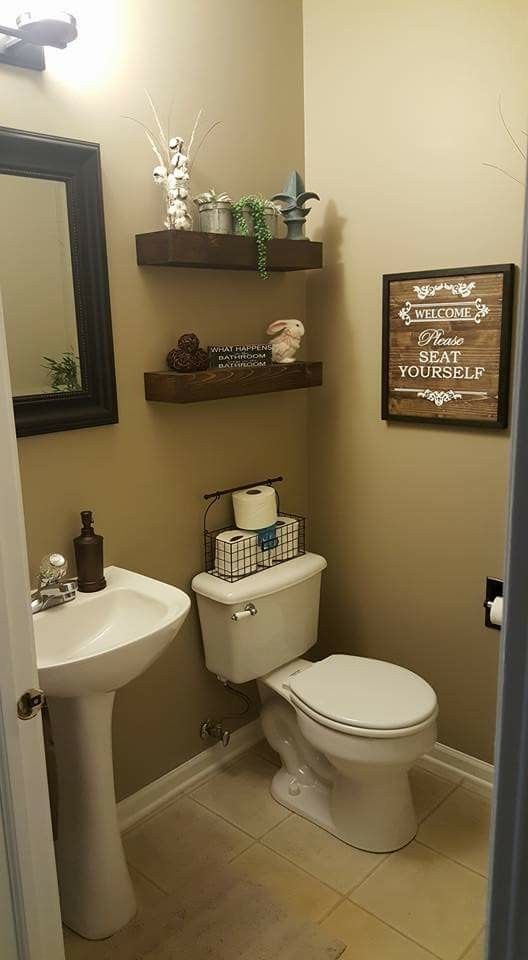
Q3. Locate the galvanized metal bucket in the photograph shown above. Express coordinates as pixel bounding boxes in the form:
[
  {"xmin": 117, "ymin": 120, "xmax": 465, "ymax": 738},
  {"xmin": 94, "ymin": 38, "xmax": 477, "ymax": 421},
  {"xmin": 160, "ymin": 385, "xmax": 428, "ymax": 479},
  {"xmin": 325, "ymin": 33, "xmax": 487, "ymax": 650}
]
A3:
[{"xmin": 197, "ymin": 201, "xmax": 233, "ymax": 235}]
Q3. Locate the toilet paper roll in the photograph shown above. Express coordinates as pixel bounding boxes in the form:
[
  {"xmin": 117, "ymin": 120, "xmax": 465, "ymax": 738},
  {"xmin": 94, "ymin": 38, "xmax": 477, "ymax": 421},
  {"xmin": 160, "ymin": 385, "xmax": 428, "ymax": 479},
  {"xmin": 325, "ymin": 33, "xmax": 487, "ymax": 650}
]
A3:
[
  {"xmin": 215, "ymin": 529, "xmax": 258, "ymax": 579},
  {"xmin": 275, "ymin": 515, "xmax": 300, "ymax": 561},
  {"xmin": 232, "ymin": 485, "xmax": 278, "ymax": 531},
  {"xmin": 490, "ymin": 596, "xmax": 503, "ymax": 627}
]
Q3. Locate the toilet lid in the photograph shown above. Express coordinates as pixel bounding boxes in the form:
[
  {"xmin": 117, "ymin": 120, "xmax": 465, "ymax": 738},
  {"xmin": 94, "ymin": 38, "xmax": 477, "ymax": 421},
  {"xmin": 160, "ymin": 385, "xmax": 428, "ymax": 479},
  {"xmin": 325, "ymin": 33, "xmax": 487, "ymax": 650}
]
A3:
[{"xmin": 288, "ymin": 655, "xmax": 437, "ymax": 731}]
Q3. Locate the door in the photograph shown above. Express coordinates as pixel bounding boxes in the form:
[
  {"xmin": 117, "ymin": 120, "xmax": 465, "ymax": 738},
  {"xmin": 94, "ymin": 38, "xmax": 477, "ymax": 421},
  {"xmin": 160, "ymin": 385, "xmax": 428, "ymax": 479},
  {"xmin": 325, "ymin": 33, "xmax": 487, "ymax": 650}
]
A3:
[
  {"xmin": 0, "ymin": 292, "xmax": 64, "ymax": 959},
  {"xmin": 486, "ymin": 171, "xmax": 528, "ymax": 959}
]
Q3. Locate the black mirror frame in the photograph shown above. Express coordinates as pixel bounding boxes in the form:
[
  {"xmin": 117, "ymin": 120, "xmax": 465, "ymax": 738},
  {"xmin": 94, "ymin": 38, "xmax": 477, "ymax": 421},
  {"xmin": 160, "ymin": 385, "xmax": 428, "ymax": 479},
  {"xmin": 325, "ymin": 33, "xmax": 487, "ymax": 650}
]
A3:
[{"xmin": 0, "ymin": 127, "xmax": 118, "ymax": 437}]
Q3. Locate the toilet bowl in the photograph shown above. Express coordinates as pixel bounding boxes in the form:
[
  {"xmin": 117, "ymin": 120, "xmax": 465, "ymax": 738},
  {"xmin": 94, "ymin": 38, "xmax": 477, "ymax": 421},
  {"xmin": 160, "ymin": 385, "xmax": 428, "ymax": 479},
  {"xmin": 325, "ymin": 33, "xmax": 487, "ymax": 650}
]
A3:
[
  {"xmin": 260, "ymin": 655, "xmax": 437, "ymax": 851},
  {"xmin": 192, "ymin": 553, "xmax": 438, "ymax": 853}
]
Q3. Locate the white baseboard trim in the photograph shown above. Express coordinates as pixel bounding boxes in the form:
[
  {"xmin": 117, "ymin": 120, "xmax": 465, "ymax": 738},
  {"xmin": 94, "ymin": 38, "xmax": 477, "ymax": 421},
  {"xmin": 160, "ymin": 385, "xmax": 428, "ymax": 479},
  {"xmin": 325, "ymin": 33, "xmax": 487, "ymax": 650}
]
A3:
[
  {"xmin": 417, "ymin": 742, "xmax": 494, "ymax": 799},
  {"xmin": 118, "ymin": 725, "xmax": 494, "ymax": 834},
  {"xmin": 118, "ymin": 719, "xmax": 263, "ymax": 834}
]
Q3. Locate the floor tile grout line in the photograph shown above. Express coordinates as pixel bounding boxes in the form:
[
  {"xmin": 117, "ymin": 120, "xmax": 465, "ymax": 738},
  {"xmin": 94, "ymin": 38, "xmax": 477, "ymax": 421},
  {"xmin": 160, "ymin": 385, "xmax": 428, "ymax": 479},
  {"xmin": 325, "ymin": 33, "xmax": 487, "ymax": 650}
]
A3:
[
  {"xmin": 316, "ymin": 893, "xmax": 347, "ymax": 924},
  {"xmin": 258, "ymin": 829, "xmax": 384, "ymax": 896},
  {"xmin": 417, "ymin": 780, "xmax": 462, "ymax": 825},
  {"xmin": 416, "ymin": 765, "xmax": 464, "ymax": 789},
  {"xmin": 348, "ymin": 836, "xmax": 488, "ymax": 891},
  {"xmin": 126, "ymin": 861, "xmax": 172, "ymax": 897},
  {"xmin": 227, "ymin": 837, "xmax": 258, "ymax": 864},
  {"xmin": 458, "ymin": 924, "xmax": 485, "ymax": 959},
  {"xmin": 121, "ymin": 792, "xmax": 194, "ymax": 838},
  {"xmin": 122, "ymin": 747, "xmax": 488, "ymax": 841},
  {"xmin": 341, "ymin": 899, "xmax": 447, "ymax": 960},
  {"xmin": 252, "ymin": 744, "xmax": 281, "ymax": 767},
  {"xmin": 258, "ymin": 810, "xmax": 295, "ymax": 840},
  {"xmin": 120, "ymin": 761, "xmax": 259, "ymax": 838},
  {"xmin": 192, "ymin": 750, "xmax": 280, "ymax": 789},
  {"xmin": 186, "ymin": 768, "xmax": 488, "ymax": 889},
  {"xmin": 342, "ymin": 850, "xmax": 391, "ymax": 894},
  {"xmin": 229, "ymin": 837, "xmax": 345, "ymax": 901},
  {"xmin": 122, "ymin": 748, "xmax": 271, "ymax": 838},
  {"xmin": 188, "ymin": 792, "xmax": 279, "ymax": 843},
  {"xmin": 412, "ymin": 838, "xmax": 488, "ymax": 881}
]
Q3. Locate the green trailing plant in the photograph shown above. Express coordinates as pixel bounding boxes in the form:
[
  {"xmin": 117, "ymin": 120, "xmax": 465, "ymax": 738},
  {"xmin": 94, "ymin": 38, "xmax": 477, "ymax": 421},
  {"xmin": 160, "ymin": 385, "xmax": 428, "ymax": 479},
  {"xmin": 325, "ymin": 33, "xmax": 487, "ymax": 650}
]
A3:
[
  {"xmin": 42, "ymin": 349, "xmax": 81, "ymax": 393},
  {"xmin": 232, "ymin": 195, "xmax": 272, "ymax": 279}
]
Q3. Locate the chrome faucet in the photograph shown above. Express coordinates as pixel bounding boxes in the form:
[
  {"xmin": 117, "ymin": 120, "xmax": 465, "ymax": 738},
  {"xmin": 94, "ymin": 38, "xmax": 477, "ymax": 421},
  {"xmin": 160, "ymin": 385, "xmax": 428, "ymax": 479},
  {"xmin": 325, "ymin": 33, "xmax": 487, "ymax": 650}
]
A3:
[{"xmin": 31, "ymin": 553, "xmax": 77, "ymax": 614}]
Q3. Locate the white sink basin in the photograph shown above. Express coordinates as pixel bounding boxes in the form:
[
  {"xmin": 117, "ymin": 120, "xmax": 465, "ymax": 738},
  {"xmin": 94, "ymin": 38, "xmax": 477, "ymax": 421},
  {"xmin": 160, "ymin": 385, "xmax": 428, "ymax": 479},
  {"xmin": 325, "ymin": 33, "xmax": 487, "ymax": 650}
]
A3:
[
  {"xmin": 33, "ymin": 566, "xmax": 191, "ymax": 941},
  {"xmin": 34, "ymin": 566, "xmax": 190, "ymax": 697}
]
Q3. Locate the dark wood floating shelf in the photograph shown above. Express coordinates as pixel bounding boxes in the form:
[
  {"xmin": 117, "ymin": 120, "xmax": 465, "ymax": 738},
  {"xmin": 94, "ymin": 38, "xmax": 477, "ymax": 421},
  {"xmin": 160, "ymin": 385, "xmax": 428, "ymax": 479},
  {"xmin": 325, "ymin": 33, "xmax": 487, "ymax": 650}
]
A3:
[
  {"xmin": 136, "ymin": 230, "xmax": 323, "ymax": 272},
  {"xmin": 144, "ymin": 363, "xmax": 323, "ymax": 404}
]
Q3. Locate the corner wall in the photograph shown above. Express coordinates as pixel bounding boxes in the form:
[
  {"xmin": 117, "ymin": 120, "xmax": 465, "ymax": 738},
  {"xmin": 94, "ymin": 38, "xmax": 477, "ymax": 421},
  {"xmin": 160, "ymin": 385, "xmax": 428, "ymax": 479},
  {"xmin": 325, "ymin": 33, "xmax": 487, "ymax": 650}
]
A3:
[
  {"xmin": 303, "ymin": 0, "xmax": 528, "ymax": 761},
  {"xmin": 4, "ymin": 0, "xmax": 307, "ymax": 799}
]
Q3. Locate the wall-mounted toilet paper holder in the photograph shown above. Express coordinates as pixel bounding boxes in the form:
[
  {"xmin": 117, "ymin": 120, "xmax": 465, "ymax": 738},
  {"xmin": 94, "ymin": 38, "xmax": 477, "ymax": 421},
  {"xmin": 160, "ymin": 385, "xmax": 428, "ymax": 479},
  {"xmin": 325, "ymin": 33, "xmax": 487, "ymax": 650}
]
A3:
[{"xmin": 484, "ymin": 577, "xmax": 503, "ymax": 630}]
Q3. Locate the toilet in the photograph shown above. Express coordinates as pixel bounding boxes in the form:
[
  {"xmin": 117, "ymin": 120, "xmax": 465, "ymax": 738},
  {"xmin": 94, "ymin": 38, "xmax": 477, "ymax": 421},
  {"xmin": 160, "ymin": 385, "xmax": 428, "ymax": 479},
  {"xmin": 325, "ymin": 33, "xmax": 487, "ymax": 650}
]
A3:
[{"xmin": 192, "ymin": 552, "xmax": 438, "ymax": 853}]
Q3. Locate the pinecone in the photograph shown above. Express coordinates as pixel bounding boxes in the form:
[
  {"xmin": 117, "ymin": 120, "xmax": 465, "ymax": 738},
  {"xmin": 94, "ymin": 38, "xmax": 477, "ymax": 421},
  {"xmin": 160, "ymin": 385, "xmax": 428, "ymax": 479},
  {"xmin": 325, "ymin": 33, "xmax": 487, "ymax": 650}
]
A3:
[
  {"xmin": 166, "ymin": 333, "xmax": 209, "ymax": 372},
  {"xmin": 178, "ymin": 333, "xmax": 200, "ymax": 354}
]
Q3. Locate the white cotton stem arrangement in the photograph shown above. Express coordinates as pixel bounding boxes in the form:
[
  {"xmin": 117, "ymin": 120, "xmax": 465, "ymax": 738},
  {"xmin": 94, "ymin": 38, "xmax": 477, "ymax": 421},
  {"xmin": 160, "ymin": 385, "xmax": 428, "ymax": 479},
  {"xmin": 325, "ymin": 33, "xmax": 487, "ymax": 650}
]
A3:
[
  {"xmin": 483, "ymin": 96, "xmax": 526, "ymax": 187},
  {"xmin": 124, "ymin": 94, "xmax": 222, "ymax": 230}
]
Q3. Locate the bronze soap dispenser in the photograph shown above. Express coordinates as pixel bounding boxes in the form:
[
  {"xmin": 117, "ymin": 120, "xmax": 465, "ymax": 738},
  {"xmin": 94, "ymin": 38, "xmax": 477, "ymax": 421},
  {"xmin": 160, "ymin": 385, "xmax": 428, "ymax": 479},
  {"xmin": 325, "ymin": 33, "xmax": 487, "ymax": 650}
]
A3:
[{"xmin": 74, "ymin": 510, "xmax": 106, "ymax": 592}]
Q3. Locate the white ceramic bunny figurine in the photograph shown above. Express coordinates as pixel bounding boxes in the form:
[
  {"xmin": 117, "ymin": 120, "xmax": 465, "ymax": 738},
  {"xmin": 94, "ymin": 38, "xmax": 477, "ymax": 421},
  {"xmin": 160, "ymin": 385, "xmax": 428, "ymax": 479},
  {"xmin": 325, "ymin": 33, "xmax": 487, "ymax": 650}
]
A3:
[{"xmin": 266, "ymin": 319, "xmax": 305, "ymax": 363}]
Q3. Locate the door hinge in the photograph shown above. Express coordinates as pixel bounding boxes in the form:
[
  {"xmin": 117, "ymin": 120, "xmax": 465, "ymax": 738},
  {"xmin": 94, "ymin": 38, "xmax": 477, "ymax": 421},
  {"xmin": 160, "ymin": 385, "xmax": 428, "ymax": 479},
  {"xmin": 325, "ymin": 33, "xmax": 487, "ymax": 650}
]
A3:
[{"xmin": 17, "ymin": 688, "xmax": 46, "ymax": 720}]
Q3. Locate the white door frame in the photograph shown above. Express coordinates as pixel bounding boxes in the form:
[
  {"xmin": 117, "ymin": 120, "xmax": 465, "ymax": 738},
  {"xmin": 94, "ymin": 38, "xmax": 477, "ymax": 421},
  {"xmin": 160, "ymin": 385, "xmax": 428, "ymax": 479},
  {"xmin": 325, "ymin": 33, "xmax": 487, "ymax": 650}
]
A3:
[
  {"xmin": 0, "ymin": 295, "xmax": 64, "ymax": 959},
  {"xmin": 487, "ymin": 168, "xmax": 528, "ymax": 958}
]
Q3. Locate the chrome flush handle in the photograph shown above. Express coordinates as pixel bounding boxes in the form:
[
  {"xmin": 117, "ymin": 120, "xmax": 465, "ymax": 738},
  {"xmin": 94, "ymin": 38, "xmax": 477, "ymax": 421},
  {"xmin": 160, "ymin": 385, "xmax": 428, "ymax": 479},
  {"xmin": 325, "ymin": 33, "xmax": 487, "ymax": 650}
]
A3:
[{"xmin": 231, "ymin": 602, "xmax": 258, "ymax": 622}]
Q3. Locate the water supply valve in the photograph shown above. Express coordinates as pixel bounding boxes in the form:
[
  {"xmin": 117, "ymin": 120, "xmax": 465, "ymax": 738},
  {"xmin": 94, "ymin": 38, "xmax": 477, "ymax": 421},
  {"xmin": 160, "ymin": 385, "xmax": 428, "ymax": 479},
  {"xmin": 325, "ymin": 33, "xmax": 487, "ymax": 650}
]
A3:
[{"xmin": 200, "ymin": 719, "xmax": 231, "ymax": 747}]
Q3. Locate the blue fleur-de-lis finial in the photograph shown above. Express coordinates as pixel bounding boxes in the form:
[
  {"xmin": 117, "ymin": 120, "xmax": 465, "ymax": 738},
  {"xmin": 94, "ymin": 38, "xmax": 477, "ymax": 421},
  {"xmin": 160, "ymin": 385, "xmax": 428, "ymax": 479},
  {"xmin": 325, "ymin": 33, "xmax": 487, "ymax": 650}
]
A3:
[{"xmin": 272, "ymin": 171, "xmax": 320, "ymax": 240}]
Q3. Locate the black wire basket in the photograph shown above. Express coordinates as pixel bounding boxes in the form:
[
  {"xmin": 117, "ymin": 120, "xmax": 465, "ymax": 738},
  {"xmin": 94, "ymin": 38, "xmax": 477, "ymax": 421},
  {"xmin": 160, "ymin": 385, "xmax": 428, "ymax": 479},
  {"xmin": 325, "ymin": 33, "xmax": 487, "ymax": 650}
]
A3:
[{"xmin": 203, "ymin": 478, "xmax": 306, "ymax": 583}]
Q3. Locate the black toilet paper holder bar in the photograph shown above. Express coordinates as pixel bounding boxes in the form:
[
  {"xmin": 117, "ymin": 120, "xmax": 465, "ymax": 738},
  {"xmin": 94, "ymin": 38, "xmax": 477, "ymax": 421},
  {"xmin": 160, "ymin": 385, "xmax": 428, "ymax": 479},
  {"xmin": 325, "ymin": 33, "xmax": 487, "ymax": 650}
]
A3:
[{"xmin": 203, "ymin": 476, "xmax": 284, "ymax": 501}]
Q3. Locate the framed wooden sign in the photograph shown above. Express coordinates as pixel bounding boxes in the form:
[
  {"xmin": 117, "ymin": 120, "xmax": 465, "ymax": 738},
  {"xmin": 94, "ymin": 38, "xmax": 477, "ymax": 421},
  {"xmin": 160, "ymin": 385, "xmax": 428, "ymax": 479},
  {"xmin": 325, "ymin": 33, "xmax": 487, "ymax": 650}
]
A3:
[{"xmin": 382, "ymin": 264, "xmax": 514, "ymax": 428}]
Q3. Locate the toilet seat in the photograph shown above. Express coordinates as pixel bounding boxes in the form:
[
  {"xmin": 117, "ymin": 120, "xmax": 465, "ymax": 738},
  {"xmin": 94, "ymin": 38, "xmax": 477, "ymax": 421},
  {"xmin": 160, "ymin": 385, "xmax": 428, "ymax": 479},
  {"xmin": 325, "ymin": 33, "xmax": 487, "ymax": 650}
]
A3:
[{"xmin": 288, "ymin": 654, "xmax": 438, "ymax": 739}]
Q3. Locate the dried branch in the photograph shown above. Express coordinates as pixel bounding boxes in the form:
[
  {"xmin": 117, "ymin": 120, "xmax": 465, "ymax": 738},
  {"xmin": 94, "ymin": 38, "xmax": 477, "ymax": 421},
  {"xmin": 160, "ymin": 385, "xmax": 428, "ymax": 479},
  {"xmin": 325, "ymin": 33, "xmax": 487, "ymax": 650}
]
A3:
[
  {"xmin": 498, "ymin": 95, "xmax": 526, "ymax": 161},
  {"xmin": 145, "ymin": 90, "xmax": 170, "ymax": 164},
  {"xmin": 188, "ymin": 108, "xmax": 204, "ymax": 159},
  {"xmin": 483, "ymin": 162, "xmax": 524, "ymax": 186},
  {"xmin": 122, "ymin": 116, "xmax": 165, "ymax": 169},
  {"xmin": 189, "ymin": 120, "xmax": 222, "ymax": 173}
]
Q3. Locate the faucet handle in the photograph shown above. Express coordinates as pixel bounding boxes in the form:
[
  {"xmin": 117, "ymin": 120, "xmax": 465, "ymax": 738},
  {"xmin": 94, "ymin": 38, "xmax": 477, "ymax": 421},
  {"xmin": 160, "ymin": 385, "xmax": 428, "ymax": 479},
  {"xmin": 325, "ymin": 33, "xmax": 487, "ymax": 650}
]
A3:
[{"xmin": 39, "ymin": 553, "xmax": 68, "ymax": 586}]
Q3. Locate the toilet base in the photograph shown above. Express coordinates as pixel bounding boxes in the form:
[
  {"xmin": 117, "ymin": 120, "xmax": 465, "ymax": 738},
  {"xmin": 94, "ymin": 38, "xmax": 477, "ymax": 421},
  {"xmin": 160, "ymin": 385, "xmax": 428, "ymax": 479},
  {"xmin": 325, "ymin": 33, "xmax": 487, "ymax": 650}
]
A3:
[
  {"xmin": 270, "ymin": 767, "xmax": 335, "ymax": 833},
  {"xmin": 261, "ymin": 692, "xmax": 426, "ymax": 853},
  {"xmin": 270, "ymin": 766, "xmax": 416, "ymax": 853}
]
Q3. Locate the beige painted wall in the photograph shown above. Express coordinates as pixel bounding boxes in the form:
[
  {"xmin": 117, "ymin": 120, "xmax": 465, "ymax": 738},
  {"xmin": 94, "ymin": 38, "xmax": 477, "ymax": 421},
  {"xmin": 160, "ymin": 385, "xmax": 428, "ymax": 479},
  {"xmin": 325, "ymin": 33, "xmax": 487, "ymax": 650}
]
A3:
[
  {"xmin": 303, "ymin": 0, "xmax": 527, "ymax": 762},
  {"xmin": 2, "ymin": 0, "xmax": 307, "ymax": 799}
]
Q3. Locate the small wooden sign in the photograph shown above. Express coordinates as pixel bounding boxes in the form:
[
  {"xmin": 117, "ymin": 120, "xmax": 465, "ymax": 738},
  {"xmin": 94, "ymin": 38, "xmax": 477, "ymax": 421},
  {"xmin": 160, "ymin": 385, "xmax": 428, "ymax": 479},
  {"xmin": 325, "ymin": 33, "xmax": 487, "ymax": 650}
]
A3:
[
  {"xmin": 208, "ymin": 344, "xmax": 272, "ymax": 369},
  {"xmin": 382, "ymin": 264, "xmax": 514, "ymax": 428}
]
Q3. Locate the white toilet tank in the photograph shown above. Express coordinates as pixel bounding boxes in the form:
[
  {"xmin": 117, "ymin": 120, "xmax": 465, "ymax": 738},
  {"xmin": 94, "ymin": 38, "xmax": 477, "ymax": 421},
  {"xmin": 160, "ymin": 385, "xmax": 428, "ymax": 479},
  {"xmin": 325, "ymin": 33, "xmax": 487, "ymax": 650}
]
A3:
[{"xmin": 192, "ymin": 553, "xmax": 327, "ymax": 684}]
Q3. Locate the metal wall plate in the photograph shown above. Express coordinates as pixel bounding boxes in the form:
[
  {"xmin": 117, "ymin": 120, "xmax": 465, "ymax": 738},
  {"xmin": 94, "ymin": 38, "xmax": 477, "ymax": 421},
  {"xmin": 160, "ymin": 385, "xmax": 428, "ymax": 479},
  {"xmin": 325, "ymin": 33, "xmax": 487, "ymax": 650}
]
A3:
[{"xmin": 17, "ymin": 688, "xmax": 46, "ymax": 720}]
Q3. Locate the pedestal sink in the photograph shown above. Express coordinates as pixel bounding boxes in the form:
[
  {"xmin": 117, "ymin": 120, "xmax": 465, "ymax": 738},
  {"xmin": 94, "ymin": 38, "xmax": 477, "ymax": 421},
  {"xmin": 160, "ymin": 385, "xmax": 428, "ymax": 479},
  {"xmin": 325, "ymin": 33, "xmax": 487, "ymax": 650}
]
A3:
[{"xmin": 32, "ymin": 566, "xmax": 190, "ymax": 940}]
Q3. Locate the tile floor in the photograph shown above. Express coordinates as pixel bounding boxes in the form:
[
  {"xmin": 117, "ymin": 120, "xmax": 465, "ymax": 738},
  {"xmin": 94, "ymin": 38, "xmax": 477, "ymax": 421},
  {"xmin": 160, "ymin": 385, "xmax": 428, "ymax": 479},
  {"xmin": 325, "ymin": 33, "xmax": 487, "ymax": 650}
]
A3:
[{"xmin": 64, "ymin": 743, "xmax": 490, "ymax": 960}]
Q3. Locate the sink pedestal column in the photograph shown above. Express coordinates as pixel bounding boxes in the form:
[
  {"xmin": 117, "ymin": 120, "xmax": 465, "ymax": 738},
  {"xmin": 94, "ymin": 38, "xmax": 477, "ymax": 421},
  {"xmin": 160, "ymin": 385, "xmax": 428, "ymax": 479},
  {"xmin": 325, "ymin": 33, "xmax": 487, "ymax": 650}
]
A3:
[{"xmin": 48, "ymin": 692, "xmax": 136, "ymax": 940}]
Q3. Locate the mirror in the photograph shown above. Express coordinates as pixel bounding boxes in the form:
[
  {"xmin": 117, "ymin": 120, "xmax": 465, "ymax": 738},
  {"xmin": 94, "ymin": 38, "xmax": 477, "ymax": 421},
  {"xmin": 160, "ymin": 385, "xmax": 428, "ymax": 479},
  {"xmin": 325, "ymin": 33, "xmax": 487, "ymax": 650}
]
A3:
[
  {"xmin": 2, "ymin": 175, "xmax": 80, "ymax": 397},
  {"xmin": 0, "ymin": 127, "xmax": 118, "ymax": 436}
]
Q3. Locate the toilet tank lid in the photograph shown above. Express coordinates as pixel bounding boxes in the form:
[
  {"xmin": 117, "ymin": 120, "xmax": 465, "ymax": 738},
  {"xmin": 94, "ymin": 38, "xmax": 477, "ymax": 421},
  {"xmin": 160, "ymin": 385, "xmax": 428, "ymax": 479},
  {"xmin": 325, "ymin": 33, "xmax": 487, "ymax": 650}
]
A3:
[{"xmin": 191, "ymin": 552, "xmax": 327, "ymax": 604}]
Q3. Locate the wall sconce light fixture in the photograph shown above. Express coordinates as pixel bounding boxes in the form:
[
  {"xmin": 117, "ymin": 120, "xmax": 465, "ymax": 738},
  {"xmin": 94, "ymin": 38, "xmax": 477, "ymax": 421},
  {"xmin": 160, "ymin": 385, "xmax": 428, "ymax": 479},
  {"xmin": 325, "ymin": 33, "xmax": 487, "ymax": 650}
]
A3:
[{"xmin": 0, "ymin": 11, "xmax": 77, "ymax": 71}]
